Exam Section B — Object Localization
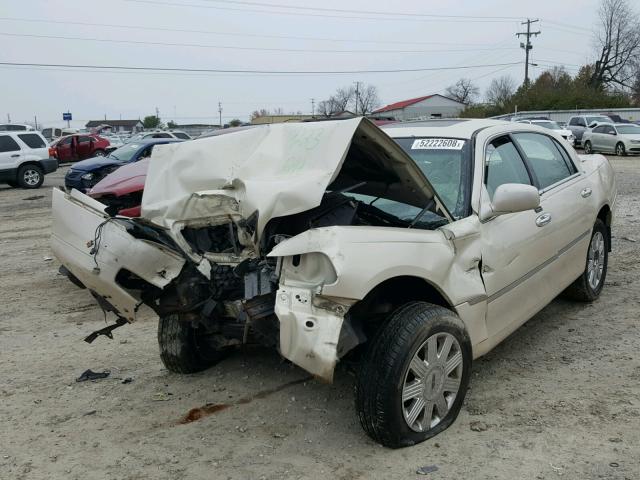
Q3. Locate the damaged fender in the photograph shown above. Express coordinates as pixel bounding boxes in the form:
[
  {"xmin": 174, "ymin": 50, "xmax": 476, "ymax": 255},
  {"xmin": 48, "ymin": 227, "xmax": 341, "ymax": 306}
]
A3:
[
  {"xmin": 268, "ymin": 220, "xmax": 488, "ymax": 380},
  {"xmin": 51, "ymin": 188, "xmax": 186, "ymax": 321}
]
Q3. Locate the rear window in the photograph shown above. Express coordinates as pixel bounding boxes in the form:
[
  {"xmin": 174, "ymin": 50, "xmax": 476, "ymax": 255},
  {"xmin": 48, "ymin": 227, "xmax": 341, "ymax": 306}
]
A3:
[
  {"xmin": 173, "ymin": 132, "xmax": 190, "ymax": 139},
  {"xmin": 18, "ymin": 133, "xmax": 46, "ymax": 149},
  {"xmin": 616, "ymin": 125, "xmax": 640, "ymax": 134}
]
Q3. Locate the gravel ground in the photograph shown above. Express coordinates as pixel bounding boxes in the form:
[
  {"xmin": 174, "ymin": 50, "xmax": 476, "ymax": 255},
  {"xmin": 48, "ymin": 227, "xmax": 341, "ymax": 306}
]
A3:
[{"xmin": 1, "ymin": 158, "xmax": 639, "ymax": 480}]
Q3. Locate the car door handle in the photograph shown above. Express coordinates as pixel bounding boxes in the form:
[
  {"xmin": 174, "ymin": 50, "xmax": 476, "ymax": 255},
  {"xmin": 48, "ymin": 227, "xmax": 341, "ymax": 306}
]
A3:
[
  {"xmin": 10, "ymin": 154, "xmax": 20, "ymax": 158},
  {"xmin": 581, "ymin": 187, "xmax": 592, "ymax": 198},
  {"xmin": 536, "ymin": 213, "xmax": 552, "ymax": 227}
]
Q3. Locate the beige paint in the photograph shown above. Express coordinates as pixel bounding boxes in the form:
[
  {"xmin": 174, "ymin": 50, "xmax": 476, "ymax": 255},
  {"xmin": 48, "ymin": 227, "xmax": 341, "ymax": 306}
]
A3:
[{"xmin": 52, "ymin": 119, "xmax": 617, "ymax": 381}]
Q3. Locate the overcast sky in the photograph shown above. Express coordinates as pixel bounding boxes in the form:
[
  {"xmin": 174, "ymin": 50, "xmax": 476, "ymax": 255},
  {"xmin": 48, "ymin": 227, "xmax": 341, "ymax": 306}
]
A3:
[{"xmin": 1, "ymin": 0, "xmax": 601, "ymax": 128}]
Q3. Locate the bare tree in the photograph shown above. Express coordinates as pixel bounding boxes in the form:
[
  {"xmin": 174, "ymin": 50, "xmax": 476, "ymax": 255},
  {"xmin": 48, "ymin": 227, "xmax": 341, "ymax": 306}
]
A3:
[
  {"xmin": 445, "ymin": 78, "xmax": 479, "ymax": 104},
  {"xmin": 356, "ymin": 84, "xmax": 381, "ymax": 115},
  {"xmin": 590, "ymin": 0, "xmax": 640, "ymax": 89},
  {"xmin": 632, "ymin": 67, "xmax": 640, "ymax": 105},
  {"xmin": 316, "ymin": 100, "xmax": 334, "ymax": 118},
  {"xmin": 485, "ymin": 75, "xmax": 517, "ymax": 108},
  {"xmin": 250, "ymin": 108, "xmax": 270, "ymax": 120},
  {"xmin": 332, "ymin": 86, "xmax": 356, "ymax": 112}
]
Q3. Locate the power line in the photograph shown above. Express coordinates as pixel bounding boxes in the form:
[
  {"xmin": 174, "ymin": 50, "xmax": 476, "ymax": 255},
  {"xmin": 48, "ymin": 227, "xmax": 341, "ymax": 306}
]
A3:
[
  {"xmin": 0, "ymin": 17, "xmax": 524, "ymax": 47},
  {"xmin": 0, "ymin": 32, "xmax": 519, "ymax": 54},
  {"xmin": 0, "ymin": 61, "xmax": 522, "ymax": 76},
  {"xmin": 192, "ymin": 0, "xmax": 524, "ymax": 20},
  {"xmin": 126, "ymin": 0, "xmax": 520, "ymax": 23}
]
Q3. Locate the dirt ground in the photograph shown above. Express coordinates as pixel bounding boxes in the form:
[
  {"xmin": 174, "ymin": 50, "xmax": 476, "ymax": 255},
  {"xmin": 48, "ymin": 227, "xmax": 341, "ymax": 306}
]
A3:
[{"xmin": 1, "ymin": 157, "xmax": 639, "ymax": 480}]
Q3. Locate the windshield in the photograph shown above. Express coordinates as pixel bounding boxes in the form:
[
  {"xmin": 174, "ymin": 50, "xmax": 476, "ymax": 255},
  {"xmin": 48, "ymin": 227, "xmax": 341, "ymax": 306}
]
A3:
[
  {"xmin": 616, "ymin": 125, "xmax": 640, "ymax": 135},
  {"xmin": 532, "ymin": 121, "xmax": 560, "ymax": 130},
  {"xmin": 393, "ymin": 137, "xmax": 470, "ymax": 219},
  {"xmin": 587, "ymin": 116, "xmax": 612, "ymax": 125},
  {"xmin": 108, "ymin": 143, "xmax": 142, "ymax": 161}
]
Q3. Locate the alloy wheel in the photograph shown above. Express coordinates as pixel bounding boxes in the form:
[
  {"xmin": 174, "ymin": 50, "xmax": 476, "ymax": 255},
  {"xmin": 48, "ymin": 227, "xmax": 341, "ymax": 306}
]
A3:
[
  {"xmin": 401, "ymin": 332, "xmax": 463, "ymax": 432},
  {"xmin": 23, "ymin": 169, "xmax": 41, "ymax": 186},
  {"xmin": 587, "ymin": 231, "xmax": 605, "ymax": 290}
]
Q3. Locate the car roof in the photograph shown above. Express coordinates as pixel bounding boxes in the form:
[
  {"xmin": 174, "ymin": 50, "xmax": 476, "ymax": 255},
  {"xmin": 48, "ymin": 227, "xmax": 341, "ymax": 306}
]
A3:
[
  {"xmin": 381, "ymin": 118, "xmax": 510, "ymax": 139},
  {"xmin": 124, "ymin": 137, "xmax": 184, "ymax": 145}
]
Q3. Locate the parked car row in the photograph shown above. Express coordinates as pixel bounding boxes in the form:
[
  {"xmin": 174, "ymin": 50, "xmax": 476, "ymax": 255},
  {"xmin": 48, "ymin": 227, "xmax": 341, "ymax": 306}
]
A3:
[
  {"xmin": 65, "ymin": 138, "xmax": 183, "ymax": 194},
  {"xmin": 51, "ymin": 118, "xmax": 616, "ymax": 447}
]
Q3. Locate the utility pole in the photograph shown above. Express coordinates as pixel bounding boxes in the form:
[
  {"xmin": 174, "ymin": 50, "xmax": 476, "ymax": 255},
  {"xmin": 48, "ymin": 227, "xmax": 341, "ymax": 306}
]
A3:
[
  {"xmin": 34, "ymin": 115, "xmax": 37, "ymax": 130},
  {"xmin": 218, "ymin": 101, "xmax": 223, "ymax": 127},
  {"xmin": 155, "ymin": 107, "xmax": 160, "ymax": 122},
  {"xmin": 311, "ymin": 98, "xmax": 315, "ymax": 117},
  {"xmin": 7, "ymin": 113, "xmax": 10, "ymax": 123},
  {"xmin": 516, "ymin": 19, "xmax": 540, "ymax": 86},
  {"xmin": 354, "ymin": 81, "xmax": 361, "ymax": 115}
]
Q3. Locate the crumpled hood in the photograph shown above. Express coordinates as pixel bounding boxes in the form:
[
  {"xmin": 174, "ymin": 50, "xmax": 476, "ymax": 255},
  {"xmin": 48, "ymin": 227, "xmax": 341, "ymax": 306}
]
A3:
[
  {"xmin": 71, "ymin": 156, "xmax": 123, "ymax": 172},
  {"xmin": 141, "ymin": 117, "xmax": 443, "ymax": 244}
]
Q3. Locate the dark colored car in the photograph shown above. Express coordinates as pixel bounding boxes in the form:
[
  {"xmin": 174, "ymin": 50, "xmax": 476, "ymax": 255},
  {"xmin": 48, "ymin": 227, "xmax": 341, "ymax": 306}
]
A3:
[
  {"xmin": 51, "ymin": 134, "xmax": 111, "ymax": 162},
  {"xmin": 65, "ymin": 138, "xmax": 182, "ymax": 193}
]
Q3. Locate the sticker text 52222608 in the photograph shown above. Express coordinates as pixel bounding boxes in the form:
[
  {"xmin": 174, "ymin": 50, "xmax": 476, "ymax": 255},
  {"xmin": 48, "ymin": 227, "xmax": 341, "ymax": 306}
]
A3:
[{"xmin": 411, "ymin": 138, "xmax": 465, "ymax": 150}]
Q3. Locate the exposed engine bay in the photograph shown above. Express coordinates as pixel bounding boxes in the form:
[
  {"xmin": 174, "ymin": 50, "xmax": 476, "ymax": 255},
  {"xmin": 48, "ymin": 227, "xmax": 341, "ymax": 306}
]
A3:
[{"xmin": 53, "ymin": 117, "xmax": 451, "ymax": 380}]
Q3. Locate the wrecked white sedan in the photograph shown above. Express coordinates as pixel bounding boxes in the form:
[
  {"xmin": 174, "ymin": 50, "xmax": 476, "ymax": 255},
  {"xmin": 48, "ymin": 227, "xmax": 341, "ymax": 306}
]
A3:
[{"xmin": 52, "ymin": 118, "xmax": 616, "ymax": 448}]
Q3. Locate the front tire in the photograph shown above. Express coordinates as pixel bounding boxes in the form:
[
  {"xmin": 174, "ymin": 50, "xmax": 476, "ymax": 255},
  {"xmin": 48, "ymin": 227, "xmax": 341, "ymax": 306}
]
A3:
[
  {"xmin": 615, "ymin": 142, "xmax": 626, "ymax": 156},
  {"xmin": 355, "ymin": 302, "xmax": 472, "ymax": 448},
  {"xmin": 17, "ymin": 164, "xmax": 44, "ymax": 189},
  {"xmin": 158, "ymin": 314, "xmax": 229, "ymax": 373},
  {"xmin": 563, "ymin": 219, "xmax": 608, "ymax": 302},
  {"xmin": 583, "ymin": 140, "xmax": 593, "ymax": 154},
  {"xmin": 93, "ymin": 149, "xmax": 106, "ymax": 157}
]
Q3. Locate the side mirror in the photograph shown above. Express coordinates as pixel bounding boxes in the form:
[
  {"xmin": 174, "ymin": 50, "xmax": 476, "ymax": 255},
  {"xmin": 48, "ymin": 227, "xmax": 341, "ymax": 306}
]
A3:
[{"xmin": 482, "ymin": 183, "xmax": 540, "ymax": 220}]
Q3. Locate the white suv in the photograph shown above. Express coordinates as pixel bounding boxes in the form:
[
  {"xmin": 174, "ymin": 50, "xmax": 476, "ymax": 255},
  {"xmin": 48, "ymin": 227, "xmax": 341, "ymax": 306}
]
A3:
[{"xmin": 0, "ymin": 131, "xmax": 58, "ymax": 189}]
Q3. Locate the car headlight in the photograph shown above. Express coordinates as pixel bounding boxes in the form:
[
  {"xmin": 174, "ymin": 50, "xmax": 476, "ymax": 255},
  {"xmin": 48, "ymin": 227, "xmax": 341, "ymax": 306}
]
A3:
[{"xmin": 81, "ymin": 172, "xmax": 95, "ymax": 181}]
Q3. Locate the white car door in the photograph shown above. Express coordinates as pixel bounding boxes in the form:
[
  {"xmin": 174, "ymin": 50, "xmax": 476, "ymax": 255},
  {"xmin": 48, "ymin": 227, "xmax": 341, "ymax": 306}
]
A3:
[
  {"xmin": 477, "ymin": 134, "xmax": 558, "ymax": 345},
  {"xmin": 588, "ymin": 126, "xmax": 603, "ymax": 150},
  {"xmin": 0, "ymin": 134, "xmax": 24, "ymax": 172},
  {"xmin": 511, "ymin": 132, "xmax": 594, "ymax": 291},
  {"xmin": 601, "ymin": 125, "xmax": 617, "ymax": 152}
]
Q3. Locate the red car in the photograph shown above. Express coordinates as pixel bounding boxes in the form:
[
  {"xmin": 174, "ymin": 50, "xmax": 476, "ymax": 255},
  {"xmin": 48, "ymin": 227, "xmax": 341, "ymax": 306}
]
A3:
[
  {"xmin": 88, "ymin": 157, "xmax": 148, "ymax": 217},
  {"xmin": 51, "ymin": 134, "xmax": 110, "ymax": 162}
]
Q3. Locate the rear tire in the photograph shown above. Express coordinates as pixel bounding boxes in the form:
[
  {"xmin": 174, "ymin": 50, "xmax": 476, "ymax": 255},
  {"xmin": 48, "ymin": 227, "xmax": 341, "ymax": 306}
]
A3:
[
  {"xmin": 158, "ymin": 314, "xmax": 229, "ymax": 374},
  {"xmin": 563, "ymin": 219, "xmax": 608, "ymax": 302},
  {"xmin": 93, "ymin": 149, "xmax": 106, "ymax": 157},
  {"xmin": 583, "ymin": 140, "xmax": 593, "ymax": 154},
  {"xmin": 17, "ymin": 164, "xmax": 44, "ymax": 189},
  {"xmin": 355, "ymin": 302, "xmax": 472, "ymax": 448},
  {"xmin": 615, "ymin": 142, "xmax": 626, "ymax": 156}
]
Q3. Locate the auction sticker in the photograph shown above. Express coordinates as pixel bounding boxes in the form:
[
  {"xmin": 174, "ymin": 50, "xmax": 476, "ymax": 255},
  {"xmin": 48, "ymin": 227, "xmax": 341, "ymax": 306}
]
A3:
[{"xmin": 411, "ymin": 138, "xmax": 465, "ymax": 150}]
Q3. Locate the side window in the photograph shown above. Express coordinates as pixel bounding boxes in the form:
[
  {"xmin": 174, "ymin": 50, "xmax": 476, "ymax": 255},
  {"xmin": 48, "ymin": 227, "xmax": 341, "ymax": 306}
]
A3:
[
  {"xmin": 18, "ymin": 133, "xmax": 46, "ymax": 149},
  {"xmin": 0, "ymin": 135, "xmax": 21, "ymax": 153},
  {"xmin": 550, "ymin": 138, "xmax": 577, "ymax": 175},
  {"xmin": 577, "ymin": 118, "xmax": 587, "ymax": 127},
  {"xmin": 568, "ymin": 118, "xmax": 578, "ymax": 126},
  {"xmin": 60, "ymin": 136, "xmax": 73, "ymax": 145},
  {"xmin": 484, "ymin": 135, "xmax": 531, "ymax": 198},
  {"xmin": 78, "ymin": 135, "xmax": 91, "ymax": 143},
  {"xmin": 138, "ymin": 145, "xmax": 153, "ymax": 159},
  {"xmin": 513, "ymin": 133, "xmax": 573, "ymax": 190},
  {"xmin": 152, "ymin": 133, "xmax": 172, "ymax": 138},
  {"xmin": 592, "ymin": 125, "xmax": 605, "ymax": 133},
  {"xmin": 605, "ymin": 126, "xmax": 615, "ymax": 135}
]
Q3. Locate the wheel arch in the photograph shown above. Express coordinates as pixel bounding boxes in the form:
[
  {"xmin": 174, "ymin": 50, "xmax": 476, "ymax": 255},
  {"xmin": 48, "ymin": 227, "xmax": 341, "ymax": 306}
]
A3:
[
  {"xmin": 597, "ymin": 204, "xmax": 612, "ymax": 251},
  {"xmin": 347, "ymin": 275, "xmax": 456, "ymax": 342}
]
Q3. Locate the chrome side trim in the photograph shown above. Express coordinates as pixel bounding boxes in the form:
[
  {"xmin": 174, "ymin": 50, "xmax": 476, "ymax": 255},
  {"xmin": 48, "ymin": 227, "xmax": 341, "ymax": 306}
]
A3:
[{"xmin": 487, "ymin": 229, "xmax": 591, "ymax": 304}]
